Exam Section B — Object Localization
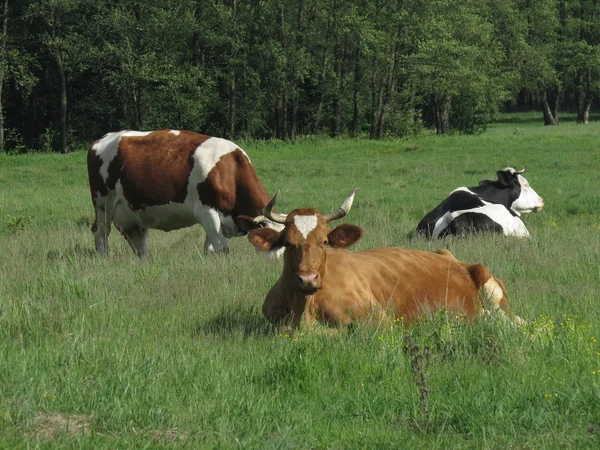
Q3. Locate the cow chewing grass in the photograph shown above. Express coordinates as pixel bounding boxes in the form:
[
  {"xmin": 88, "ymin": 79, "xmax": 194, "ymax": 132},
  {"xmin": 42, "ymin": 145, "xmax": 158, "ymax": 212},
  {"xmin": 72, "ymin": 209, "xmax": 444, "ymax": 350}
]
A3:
[{"xmin": 87, "ymin": 130, "xmax": 285, "ymax": 257}]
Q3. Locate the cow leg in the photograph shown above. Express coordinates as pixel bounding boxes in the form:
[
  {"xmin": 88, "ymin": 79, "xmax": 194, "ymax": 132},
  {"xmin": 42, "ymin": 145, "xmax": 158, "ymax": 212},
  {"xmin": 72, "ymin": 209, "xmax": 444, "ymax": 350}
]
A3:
[
  {"xmin": 469, "ymin": 264, "xmax": 525, "ymax": 325},
  {"xmin": 113, "ymin": 203, "xmax": 148, "ymax": 257},
  {"xmin": 195, "ymin": 207, "xmax": 229, "ymax": 254},
  {"xmin": 91, "ymin": 193, "xmax": 117, "ymax": 255}
]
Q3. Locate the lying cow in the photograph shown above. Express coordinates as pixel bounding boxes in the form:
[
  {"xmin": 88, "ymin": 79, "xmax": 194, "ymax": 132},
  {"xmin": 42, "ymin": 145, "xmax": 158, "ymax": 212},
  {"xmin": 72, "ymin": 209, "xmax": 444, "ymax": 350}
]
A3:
[
  {"xmin": 248, "ymin": 189, "xmax": 523, "ymax": 328},
  {"xmin": 87, "ymin": 130, "xmax": 284, "ymax": 256},
  {"xmin": 416, "ymin": 168, "xmax": 544, "ymax": 238}
]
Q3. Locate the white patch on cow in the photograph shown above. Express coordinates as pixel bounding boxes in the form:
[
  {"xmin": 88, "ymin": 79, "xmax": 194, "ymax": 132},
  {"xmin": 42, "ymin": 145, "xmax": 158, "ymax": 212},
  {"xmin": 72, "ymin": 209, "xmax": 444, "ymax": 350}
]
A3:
[
  {"xmin": 449, "ymin": 187, "xmax": 473, "ymax": 196},
  {"xmin": 169, "ymin": 130, "xmax": 181, "ymax": 135},
  {"xmin": 190, "ymin": 137, "xmax": 251, "ymax": 183},
  {"xmin": 92, "ymin": 131, "xmax": 152, "ymax": 184},
  {"xmin": 112, "ymin": 181, "xmax": 196, "ymax": 232},
  {"xmin": 481, "ymin": 278, "xmax": 526, "ymax": 325},
  {"xmin": 511, "ymin": 174, "xmax": 544, "ymax": 214},
  {"xmin": 293, "ymin": 215, "xmax": 318, "ymax": 239},
  {"xmin": 481, "ymin": 278, "xmax": 504, "ymax": 312},
  {"xmin": 432, "ymin": 202, "xmax": 531, "ymax": 238}
]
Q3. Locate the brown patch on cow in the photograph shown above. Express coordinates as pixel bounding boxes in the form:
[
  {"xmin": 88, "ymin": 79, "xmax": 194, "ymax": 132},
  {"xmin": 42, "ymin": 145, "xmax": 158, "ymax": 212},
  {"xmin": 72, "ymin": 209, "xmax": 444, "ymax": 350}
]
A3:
[
  {"xmin": 466, "ymin": 263, "xmax": 493, "ymax": 289},
  {"xmin": 115, "ymin": 130, "xmax": 208, "ymax": 210},
  {"xmin": 197, "ymin": 148, "xmax": 271, "ymax": 218},
  {"xmin": 30, "ymin": 412, "xmax": 92, "ymax": 440}
]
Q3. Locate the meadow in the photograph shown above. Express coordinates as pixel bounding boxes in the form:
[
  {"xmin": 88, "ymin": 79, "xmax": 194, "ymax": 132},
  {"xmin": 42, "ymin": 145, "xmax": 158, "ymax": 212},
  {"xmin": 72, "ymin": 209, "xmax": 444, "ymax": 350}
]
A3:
[{"xmin": 1, "ymin": 113, "xmax": 599, "ymax": 448}]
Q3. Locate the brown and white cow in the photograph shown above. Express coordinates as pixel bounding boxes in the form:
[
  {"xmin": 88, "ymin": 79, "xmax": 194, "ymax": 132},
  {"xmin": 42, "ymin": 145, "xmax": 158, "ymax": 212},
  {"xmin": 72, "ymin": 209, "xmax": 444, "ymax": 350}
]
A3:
[
  {"xmin": 87, "ymin": 129, "xmax": 284, "ymax": 256},
  {"xmin": 248, "ymin": 189, "xmax": 524, "ymax": 328}
]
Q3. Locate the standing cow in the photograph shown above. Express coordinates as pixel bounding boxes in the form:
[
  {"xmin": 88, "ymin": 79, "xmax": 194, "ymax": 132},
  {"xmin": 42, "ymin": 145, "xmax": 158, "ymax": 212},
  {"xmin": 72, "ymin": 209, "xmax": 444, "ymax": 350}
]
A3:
[
  {"xmin": 416, "ymin": 167, "xmax": 544, "ymax": 238},
  {"xmin": 87, "ymin": 130, "xmax": 284, "ymax": 256},
  {"xmin": 247, "ymin": 189, "xmax": 523, "ymax": 329}
]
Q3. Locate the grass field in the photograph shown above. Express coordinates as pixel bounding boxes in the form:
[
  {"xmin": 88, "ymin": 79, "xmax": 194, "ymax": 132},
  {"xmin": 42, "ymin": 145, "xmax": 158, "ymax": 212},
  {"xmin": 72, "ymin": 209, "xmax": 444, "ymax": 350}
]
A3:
[{"xmin": 1, "ymin": 112, "xmax": 599, "ymax": 448}]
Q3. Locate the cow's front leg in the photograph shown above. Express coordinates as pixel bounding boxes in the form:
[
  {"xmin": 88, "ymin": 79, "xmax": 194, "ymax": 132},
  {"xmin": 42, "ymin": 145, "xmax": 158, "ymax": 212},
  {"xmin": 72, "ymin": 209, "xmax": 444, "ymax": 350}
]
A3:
[
  {"xmin": 195, "ymin": 207, "xmax": 229, "ymax": 254},
  {"xmin": 91, "ymin": 192, "xmax": 117, "ymax": 255}
]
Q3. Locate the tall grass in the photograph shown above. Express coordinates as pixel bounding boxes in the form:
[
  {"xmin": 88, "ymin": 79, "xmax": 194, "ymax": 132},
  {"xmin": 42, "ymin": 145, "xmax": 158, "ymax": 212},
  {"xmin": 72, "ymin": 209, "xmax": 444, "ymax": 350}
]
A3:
[{"xmin": 0, "ymin": 113, "xmax": 599, "ymax": 448}]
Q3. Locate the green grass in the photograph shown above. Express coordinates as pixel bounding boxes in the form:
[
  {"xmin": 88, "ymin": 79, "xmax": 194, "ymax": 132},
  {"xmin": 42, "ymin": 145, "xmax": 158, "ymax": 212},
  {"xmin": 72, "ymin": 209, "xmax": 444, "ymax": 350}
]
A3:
[{"xmin": 1, "ymin": 112, "xmax": 599, "ymax": 448}]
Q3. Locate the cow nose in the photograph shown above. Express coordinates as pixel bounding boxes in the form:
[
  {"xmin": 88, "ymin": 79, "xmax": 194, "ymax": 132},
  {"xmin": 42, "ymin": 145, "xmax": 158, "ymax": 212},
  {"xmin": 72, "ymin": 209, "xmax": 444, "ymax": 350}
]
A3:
[
  {"xmin": 297, "ymin": 272, "xmax": 320, "ymax": 290},
  {"xmin": 537, "ymin": 198, "xmax": 545, "ymax": 211}
]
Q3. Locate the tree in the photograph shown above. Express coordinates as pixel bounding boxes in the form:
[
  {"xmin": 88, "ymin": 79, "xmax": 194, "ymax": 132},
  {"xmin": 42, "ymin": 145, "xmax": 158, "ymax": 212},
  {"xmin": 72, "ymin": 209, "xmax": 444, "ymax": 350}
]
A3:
[
  {"xmin": 558, "ymin": 0, "xmax": 600, "ymax": 124},
  {"xmin": 413, "ymin": 0, "xmax": 512, "ymax": 134}
]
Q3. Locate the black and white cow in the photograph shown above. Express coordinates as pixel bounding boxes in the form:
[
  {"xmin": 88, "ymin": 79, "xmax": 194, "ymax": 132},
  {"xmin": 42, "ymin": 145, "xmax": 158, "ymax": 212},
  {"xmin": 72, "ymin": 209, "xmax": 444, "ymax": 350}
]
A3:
[{"xmin": 416, "ymin": 168, "xmax": 544, "ymax": 238}]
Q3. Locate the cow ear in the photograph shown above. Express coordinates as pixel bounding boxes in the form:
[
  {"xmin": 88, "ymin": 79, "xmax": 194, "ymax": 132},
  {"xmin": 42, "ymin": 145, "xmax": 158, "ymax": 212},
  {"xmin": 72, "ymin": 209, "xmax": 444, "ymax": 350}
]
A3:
[
  {"xmin": 235, "ymin": 215, "xmax": 261, "ymax": 233},
  {"xmin": 328, "ymin": 224, "xmax": 363, "ymax": 248},
  {"xmin": 496, "ymin": 170, "xmax": 516, "ymax": 187},
  {"xmin": 248, "ymin": 228, "xmax": 283, "ymax": 252}
]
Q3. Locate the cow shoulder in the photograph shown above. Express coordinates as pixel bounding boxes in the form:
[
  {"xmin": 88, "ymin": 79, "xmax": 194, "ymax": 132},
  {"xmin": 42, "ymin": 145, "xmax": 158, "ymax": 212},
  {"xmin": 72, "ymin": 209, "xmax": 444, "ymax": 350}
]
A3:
[{"xmin": 193, "ymin": 138, "xmax": 261, "ymax": 214}]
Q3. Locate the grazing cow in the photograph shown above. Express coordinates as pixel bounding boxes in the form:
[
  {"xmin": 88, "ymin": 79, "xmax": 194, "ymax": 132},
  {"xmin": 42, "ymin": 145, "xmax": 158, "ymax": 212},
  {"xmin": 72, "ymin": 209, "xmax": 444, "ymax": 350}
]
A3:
[
  {"xmin": 87, "ymin": 130, "xmax": 284, "ymax": 256},
  {"xmin": 248, "ymin": 189, "xmax": 523, "ymax": 329},
  {"xmin": 416, "ymin": 168, "xmax": 544, "ymax": 238}
]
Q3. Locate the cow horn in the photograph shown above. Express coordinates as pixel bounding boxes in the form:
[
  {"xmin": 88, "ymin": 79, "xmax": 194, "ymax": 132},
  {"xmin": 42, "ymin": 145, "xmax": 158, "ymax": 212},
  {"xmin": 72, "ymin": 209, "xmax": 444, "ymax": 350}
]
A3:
[
  {"xmin": 324, "ymin": 188, "xmax": 359, "ymax": 223},
  {"xmin": 516, "ymin": 168, "xmax": 526, "ymax": 174},
  {"xmin": 261, "ymin": 190, "xmax": 287, "ymax": 224}
]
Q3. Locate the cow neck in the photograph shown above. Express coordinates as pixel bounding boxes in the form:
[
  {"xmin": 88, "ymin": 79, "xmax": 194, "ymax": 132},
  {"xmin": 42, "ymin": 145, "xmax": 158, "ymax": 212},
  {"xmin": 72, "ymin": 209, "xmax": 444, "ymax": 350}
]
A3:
[
  {"xmin": 469, "ymin": 182, "xmax": 518, "ymax": 213},
  {"xmin": 232, "ymin": 170, "xmax": 272, "ymax": 219}
]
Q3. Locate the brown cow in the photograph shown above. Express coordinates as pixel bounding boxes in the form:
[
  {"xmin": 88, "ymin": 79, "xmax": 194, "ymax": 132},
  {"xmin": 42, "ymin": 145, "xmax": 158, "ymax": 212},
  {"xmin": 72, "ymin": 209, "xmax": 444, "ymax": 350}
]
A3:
[
  {"xmin": 248, "ymin": 189, "xmax": 524, "ymax": 328},
  {"xmin": 87, "ymin": 129, "xmax": 284, "ymax": 256}
]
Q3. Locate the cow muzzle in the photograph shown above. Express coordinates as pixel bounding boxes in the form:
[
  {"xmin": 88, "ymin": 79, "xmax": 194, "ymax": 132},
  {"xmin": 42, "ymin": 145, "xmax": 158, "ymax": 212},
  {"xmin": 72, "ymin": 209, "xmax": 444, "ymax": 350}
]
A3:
[
  {"xmin": 535, "ymin": 198, "xmax": 545, "ymax": 212},
  {"xmin": 295, "ymin": 271, "xmax": 321, "ymax": 293}
]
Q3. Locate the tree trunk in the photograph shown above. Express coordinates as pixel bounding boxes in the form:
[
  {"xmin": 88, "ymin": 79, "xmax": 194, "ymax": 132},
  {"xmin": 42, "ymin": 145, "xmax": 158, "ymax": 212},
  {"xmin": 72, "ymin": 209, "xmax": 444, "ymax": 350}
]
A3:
[
  {"xmin": 275, "ymin": 90, "xmax": 286, "ymax": 139},
  {"xmin": 288, "ymin": 0, "xmax": 304, "ymax": 139},
  {"xmin": 577, "ymin": 91, "xmax": 592, "ymax": 124},
  {"xmin": 331, "ymin": 41, "xmax": 347, "ymax": 138},
  {"xmin": 0, "ymin": 0, "xmax": 8, "ymax": 153},
  {"xmin": 229, "ymin": 73, "xmax": 236, "ymax": 138},
  {"xmin": 228, "ymin": 0, "xmax": 237, "ymax": 139},
  {"xmin": 56, "ymin": 52, "xmax": 68, "ymax": 153},
  {"xmin": 350, "ymin": 44, "xmax": 360, "ymax": 138},
  {"xmin": 434, "ymin": 93, "xmax": 451, "ymax": 134},
  {"xmin": 541, "ymin": 91, "xmax": 557, "ymax": 126}
]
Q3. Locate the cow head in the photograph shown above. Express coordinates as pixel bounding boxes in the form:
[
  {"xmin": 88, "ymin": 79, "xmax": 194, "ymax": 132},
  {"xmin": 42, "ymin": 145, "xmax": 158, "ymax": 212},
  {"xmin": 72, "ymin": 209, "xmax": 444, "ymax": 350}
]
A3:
[
  {"xmin": 494, "ymin": 167, "xmax": 544, "ymax": 215},
  {"xmin": 248, "ymin": 189, "xmax": 363, "ymax": 293},
  {"xmin": 234, "ymin": 215, "xmax": 286, "ymax": 235}
]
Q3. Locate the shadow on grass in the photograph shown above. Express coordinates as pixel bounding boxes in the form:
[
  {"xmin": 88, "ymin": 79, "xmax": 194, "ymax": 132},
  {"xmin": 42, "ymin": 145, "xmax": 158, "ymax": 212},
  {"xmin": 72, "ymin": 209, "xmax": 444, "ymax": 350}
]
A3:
[
  {"xmin": 494, "ymin": 112, "xmax": 600, "ymax": 125},
  {"xmin": 75, "ymin": 215, "xmax": 93, "ymax": 228},
  {"xmin": 46, "ymin": 244, "xmax": 96, "ymax": 262},
  {"xmin": 194, "ymin": 305, "xmax": 273, "ymax": 337}
]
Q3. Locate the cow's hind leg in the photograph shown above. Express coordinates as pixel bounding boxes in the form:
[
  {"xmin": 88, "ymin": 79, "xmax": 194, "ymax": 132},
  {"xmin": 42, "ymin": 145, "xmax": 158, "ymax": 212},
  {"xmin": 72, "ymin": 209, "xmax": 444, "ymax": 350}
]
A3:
[
  {"xmin": 91, "ymin": 193, "xmax": 117, "ymax": 255},
  {"xmin": 468, "ymin": 264, "xmax": 524, "ymax": 324},
  {"xmin": 195, "ymin": 207, "xmax": 229, "ymax": 254}
]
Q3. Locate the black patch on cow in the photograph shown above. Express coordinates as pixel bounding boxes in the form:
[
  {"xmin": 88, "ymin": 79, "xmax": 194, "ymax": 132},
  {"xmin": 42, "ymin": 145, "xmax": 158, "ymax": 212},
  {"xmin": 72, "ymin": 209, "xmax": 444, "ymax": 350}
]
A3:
[
  {"xmin": 439, "ymin": 212, "xmax": 504, "ymax": 237},
  {"xmin": 469, "ymin": 170, "xmax": 522, "ymax": 212}
]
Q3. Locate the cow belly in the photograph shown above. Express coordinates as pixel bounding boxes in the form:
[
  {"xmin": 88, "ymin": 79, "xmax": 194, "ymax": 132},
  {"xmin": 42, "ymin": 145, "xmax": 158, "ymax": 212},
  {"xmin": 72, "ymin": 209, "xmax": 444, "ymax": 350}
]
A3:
[
  {"xmin": 434, "ymin": 204, "xmax": 524, "ymax": 237},
  {"xmin": 319, "ymin": 248, "xmax": 480, "ymax": 323},
  {"xmin": 114, "ymin": 201, "xmax": 197, "ymax": 231}
]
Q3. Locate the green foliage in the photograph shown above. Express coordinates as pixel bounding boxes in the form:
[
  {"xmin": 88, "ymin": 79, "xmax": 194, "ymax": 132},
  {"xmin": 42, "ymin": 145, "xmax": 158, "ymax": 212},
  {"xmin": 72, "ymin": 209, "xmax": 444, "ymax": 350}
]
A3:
[{"xmin": 2, "ymin": 1, "xmax": 600, "ymax": 150}]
